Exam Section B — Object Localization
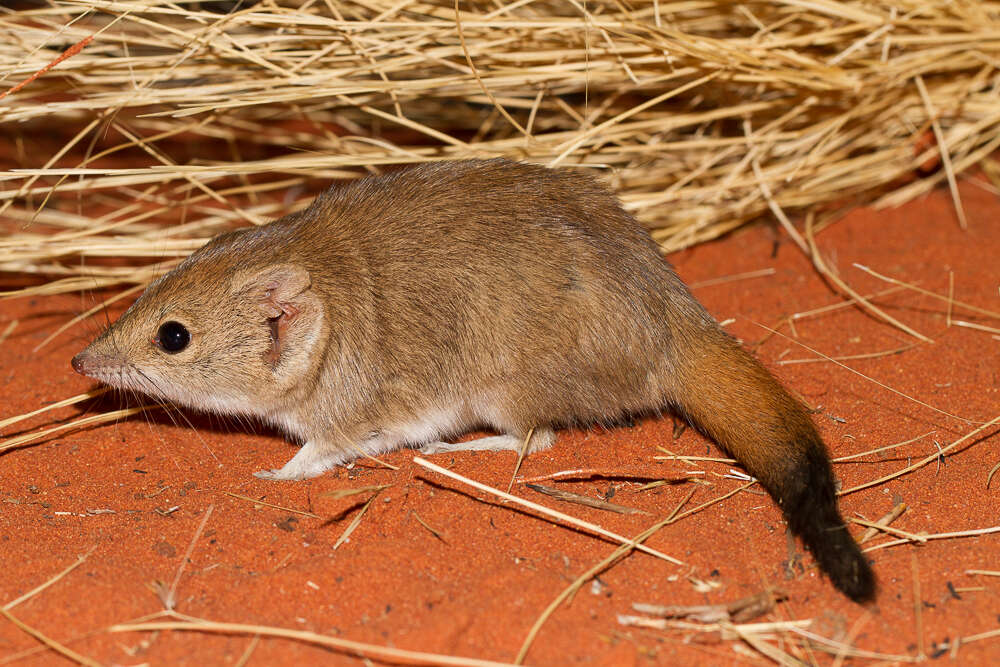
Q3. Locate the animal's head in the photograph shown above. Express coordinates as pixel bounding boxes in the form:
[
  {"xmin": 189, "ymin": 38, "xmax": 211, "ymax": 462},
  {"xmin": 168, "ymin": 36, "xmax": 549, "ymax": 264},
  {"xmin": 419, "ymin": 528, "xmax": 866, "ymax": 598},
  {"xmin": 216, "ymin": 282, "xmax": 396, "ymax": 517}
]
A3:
[{"xmin": 72, "ymin": 252, "xmax": 325, "ymax": 417}]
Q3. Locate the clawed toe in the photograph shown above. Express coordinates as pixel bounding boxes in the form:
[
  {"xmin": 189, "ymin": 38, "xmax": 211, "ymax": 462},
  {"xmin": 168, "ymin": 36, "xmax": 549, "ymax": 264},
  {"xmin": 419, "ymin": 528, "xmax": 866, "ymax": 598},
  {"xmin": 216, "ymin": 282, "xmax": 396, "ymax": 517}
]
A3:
[{"xmin": 254, "ymin": 468, "xmax": 296, "ymax": 481}]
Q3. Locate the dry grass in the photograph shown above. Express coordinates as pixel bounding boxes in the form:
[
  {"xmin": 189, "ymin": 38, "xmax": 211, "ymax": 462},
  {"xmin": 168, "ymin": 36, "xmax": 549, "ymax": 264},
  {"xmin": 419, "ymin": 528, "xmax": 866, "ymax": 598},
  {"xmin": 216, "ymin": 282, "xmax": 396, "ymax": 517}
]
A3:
[
  {"xmin": 3, "ymin": 1, "xmax": 1000, "ymax": 297},
  {"xmin": 3, "ymin": 3, "xmax": 1000, "ymax": 664}
]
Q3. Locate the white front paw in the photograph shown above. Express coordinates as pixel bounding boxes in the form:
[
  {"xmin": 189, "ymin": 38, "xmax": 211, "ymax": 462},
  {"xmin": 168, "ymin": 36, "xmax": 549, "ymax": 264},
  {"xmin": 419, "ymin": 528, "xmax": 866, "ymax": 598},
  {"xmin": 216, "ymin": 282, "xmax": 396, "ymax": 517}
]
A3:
[
  {"xmin": 254, "ymin": 468, "xmax": 303, "ymax": 481},
  {"xmin": 253, "ymin": 440, "xmax": 341, "ymax": 481}
]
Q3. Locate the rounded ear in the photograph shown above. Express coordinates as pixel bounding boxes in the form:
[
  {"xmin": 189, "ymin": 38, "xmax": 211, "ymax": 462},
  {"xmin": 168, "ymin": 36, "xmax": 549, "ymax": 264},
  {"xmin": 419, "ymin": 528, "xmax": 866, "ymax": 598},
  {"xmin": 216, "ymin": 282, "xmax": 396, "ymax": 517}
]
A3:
[
  {"xmin": 234, "ymin": 264, "xmax": 321, "ymax": 367},
  {"xmin": 235, "ymin": 263, "xmax": 312, "ymax": 318}
]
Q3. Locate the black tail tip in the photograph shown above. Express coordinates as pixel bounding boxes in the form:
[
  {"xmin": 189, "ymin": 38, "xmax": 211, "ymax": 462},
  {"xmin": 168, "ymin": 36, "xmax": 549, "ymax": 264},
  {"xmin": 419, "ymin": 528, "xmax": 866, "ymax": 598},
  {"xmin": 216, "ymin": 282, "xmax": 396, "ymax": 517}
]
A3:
[
  {"xmin": 830, "ymin": 553, "xmax": 877, "ymax": 604},
  {"xmin": 807, "ymin": 525, "xmax": 877, "ymax": 603},
  {"xmin": 781, "ymin": 442, "xmax": 877, "ymax": 603}
]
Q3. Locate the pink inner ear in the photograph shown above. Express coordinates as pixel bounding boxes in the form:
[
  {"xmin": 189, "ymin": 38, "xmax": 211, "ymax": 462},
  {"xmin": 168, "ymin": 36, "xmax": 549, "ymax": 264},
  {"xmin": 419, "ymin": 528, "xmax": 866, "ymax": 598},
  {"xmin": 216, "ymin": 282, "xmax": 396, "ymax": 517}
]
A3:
[{"xmin": 263, "ymin": 301, "xmax": 300, "ymax": 366}]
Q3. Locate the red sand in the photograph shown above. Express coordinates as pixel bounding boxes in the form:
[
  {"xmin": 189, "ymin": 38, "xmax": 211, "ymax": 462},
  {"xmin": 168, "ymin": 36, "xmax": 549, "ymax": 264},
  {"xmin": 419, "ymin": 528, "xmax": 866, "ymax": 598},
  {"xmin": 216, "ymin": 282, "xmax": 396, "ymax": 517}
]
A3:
[{"xmin": 1, "ymin": 182, "xmax": 999, "ymax": 665}]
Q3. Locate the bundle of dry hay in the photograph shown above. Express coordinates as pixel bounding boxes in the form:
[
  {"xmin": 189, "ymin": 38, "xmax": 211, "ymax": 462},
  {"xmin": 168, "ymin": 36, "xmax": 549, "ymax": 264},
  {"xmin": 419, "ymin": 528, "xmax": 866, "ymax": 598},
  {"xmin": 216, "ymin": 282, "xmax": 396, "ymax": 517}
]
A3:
[{"xmin": 2, "ymin": 0, "xmax": 1000, "ymax": 297}]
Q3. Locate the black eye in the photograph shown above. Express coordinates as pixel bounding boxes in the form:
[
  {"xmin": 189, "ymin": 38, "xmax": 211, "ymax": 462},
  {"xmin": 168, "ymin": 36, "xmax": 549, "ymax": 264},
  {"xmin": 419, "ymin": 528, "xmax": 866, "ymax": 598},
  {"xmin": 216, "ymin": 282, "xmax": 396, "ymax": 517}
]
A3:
[{"xmin": 157, "ymin": 321, "xmax": 190, "ymax": 353}]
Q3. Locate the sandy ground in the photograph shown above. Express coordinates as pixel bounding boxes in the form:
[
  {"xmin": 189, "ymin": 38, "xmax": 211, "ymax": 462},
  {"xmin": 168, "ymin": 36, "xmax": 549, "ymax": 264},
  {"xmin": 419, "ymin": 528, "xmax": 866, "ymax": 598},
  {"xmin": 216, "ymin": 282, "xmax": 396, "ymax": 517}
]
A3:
[{"xmin": 1, "ymin": 179, "xmax": 999, "ymax": 666}]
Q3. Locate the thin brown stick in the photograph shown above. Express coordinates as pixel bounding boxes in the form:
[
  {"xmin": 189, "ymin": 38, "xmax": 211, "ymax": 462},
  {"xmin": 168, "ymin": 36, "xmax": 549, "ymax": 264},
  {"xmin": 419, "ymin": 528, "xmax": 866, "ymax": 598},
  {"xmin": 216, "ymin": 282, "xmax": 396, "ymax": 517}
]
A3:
[
  {"xmin": 851, "ymin": 516, "xmax": 924, "ymax": 543},
  {"xmin": 333, "ymin": 491, "xmax": 381, "ymax": 550},
  {"xmin": 777, "ymin": 342, "xmax": 918, "ymax": 365},
  {"xmin": 805, "ymin": 216, "xmax": 932, "ymax": 343},
  {"xmin": 525, "ymin": 484, "xmax": 648, "ymax": 515},
  {"xmin": 507, "ymin": 426, "xmax": 534, "ymax": 493},
  {"xmin": 0, "ymin": 388, "xmax": 110, "ymax": 432},
  {"xmin": 0, "ymin": 608, "xmax": 102, "ymax": 667},
  {"xmin": 841, "ymin": 414, "xmax": 1000, "ymax": 495},
  {"xmin": 790, "ymin": 286, "xmax": 908, "ymax": 321},
  {"xmin": 832, "ymin": 430, "xmax": 935, "ymax": 463},
  {"xmin": 515, "ymin": 487, "xmax": 700, "ymax": 664},
  {"xmin": 754, "ymin": 323, "xmax": 971, "ymax": 424},
  {"xmin": 953, "ymin": 320, "xmax": 1000, "ymax": 335},
  {"xmin": 163, "ymin": 504, "xmax": 215, "ymax": 611},
  {"xmin": 689, "ymin": 268, "xmax": 776, "ymax": 289},
  {"xmin": 3, "ymin": 546, "xmax": 97, "ymax": 611},
  {"xmin": 411, "ymin": 510, "xmax": 447, "ymax": 542},
  {"xmin": 453, "ymin": 0, "xmax": 527, "ymax": 138},
  {"xmin": 223, "ymin": 492, "xmax": 321, "ymax": 519},
  {"xmin": 852, "ymin": 264, "xmax": 1000, "ymax": 320},
  {"xmin": 914, "ymin": 75, "xmax": 967, "ymax": 230},
  {"xmin": 0, "ymin": 320, "xmax": 17, "ymax": 347},
  {"xmin": 0, "ymin": 404, "xmax": 155, "ymax": 453},
  {"xmin": 864, "ymin": 524, "xmax": 1000, "ymax": 553},
  {"xmin": 109, "ymin": 617, "xmax": 517, "ymax": 667},
  {"xmin": 413, "ymin": 456, "xmax": 683, "ymax": 564},
  {"xmin": 859, "ymin": 502, "xmax": 907, "ymax": 544}
]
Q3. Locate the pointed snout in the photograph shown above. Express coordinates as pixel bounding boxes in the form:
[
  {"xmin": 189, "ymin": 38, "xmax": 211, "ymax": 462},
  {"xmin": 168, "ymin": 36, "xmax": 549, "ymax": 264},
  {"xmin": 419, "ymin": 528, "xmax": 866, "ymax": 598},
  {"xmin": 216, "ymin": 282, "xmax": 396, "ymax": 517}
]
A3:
[
  {"xmin": 71, "ymin": 350, "xmax": 103, "ymax": 377},
  {"xmin": 71, "ymin": 352, "xmax": 87, "ymax": 375}
]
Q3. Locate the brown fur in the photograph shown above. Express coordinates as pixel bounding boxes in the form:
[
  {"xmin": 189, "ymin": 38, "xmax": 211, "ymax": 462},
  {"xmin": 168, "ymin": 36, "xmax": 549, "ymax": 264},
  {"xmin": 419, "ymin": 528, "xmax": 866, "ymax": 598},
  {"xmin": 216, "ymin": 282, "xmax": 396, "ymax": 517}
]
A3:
[{"xmin": 73, "ymin": 159, "xmax": 874, "ymax": 601}]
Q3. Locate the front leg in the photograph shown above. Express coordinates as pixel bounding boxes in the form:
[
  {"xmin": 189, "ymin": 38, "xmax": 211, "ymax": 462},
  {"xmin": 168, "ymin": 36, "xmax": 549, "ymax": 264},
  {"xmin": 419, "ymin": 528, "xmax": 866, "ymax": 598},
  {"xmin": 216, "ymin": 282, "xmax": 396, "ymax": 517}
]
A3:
[{"xmin": 254, "ymin": 440, "xmax": 349, "ymax": 480}]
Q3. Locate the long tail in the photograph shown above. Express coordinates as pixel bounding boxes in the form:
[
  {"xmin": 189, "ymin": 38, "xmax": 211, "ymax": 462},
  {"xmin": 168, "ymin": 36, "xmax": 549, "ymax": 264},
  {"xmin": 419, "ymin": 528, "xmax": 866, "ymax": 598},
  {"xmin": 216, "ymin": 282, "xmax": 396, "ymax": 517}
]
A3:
[{"xmin": 671, "ymin": 329, "xmax": 875, "ymax": 602}]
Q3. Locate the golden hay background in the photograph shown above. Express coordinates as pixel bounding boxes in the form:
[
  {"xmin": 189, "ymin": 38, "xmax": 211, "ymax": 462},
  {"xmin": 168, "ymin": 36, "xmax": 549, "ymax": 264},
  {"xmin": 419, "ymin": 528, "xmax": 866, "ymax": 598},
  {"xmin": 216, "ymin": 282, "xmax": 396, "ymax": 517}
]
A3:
[{"xmin": 2, "ymin": 0, "xmax": 1000, "ymax": 296}]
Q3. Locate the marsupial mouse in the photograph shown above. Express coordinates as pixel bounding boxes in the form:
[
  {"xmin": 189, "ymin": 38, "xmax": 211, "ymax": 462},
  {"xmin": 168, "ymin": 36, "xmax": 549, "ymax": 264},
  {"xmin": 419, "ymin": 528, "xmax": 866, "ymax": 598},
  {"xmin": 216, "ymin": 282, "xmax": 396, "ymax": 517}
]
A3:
[{"xmin": 72, "ymin": 159, "xmax": 875, "ymax": 602}]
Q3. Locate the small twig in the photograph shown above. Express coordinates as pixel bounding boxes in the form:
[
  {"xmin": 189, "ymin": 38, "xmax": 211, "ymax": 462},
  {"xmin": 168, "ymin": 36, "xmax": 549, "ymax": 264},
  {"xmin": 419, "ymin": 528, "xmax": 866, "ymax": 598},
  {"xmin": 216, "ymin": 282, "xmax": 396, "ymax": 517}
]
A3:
[
  {"xmin": 859, "ymin": 502, "xmax": 907, "ymax": 544},
  {"xmin": 162, "ymin": 505, "xmax": 215, "ymax": 611},
  {"xmin": 852, "ymin": 264, "xmax": 1000, "ymax": 320},
  {"xmin": 864, "ymin": 524, "xmax": 1000, "ymax": 553},
  {"xmin": 987, "ymin": 460, "xmax": 1000, "ymax": 488},
  {"xmin": 224, "ymin": 492, "xmax": 320, "ymax": 519},
  {"xmin": 109, "ymin": 617, "xmax": 516, "ymax": 667},
  {"xmin": 632, "ymin": 587, "xmax": 787, "ymax": 624},
  {"xmin": 777, "ymin": 342, "xmax": 918, "ymax": 365},
  {"xmin": 689, "ymin": 268, "xmax": 776, "ymax": 289},
  {"xmin": 851, "ymin": 515, "xmax": 924, "ymax": 543},
  {"xmin": 914, "ymin": 74, "xmax": 967, "ymax": 230},
  {"xmin": 946, "ymin": 270, "xmax": 955, "ymax": 327},
  {"xmin": 234, "ymin": 634, "xmax": 260, "ymax": 667},
  {"xmin": 411, "ymin": 510, "xmax": 447, "ymax": 542},
  {"xmin": 832, "ymin": 430, "xmax": 935, "ymax": 463},
  {"xmin": 754, "ymin": 322, "xmax": 972, "ymax": 425},
  {"xmin": 321, "ymin": 485, "xmax": 391, "ymax": 500},
  {"xmin": 953, "ymin": 320, "xmax": 1000, "ymax": 335},
  {"xmin": 0, "ymin": 608, "xmax": 101, "ymax": 667},
  {"xmin": 0, "ymin": 388, "xmax": 110, "ymax": 432},
  {"xmin": 0, "ymin": 404, "xmax": 155, "ymax": 453},
  {"xmin": 413, "ymin": 456, "xmax": 683, "ymax": 565},
  {"xmin": 333, "ymin": 490, "xmax": 382, "ymax": 550},
  {"xmin": 842, "ymin": 414, "xmax": 1000, "ymax": 495},
  {"xmin": 805, "ymin": 216, "xmax": 932, "ymax": 343},
  {"xmin": 507, "ymin": 427, "xmax": 534, "ymax": 493},
  {"xmin": 790, "ymin": 286, "xmax": 908, "ymax": 321},
  {"xmin": 453, "ymin": 0, "xmax": 527, "ymax": 138},
  {"xmin": 516, "ymin": 487, "xmax": 699, "ymax": 665},
  {"xmin": 3, "ymin": 546, "xmax": 97, "ymax": 611},
  {"xmin": 519, "ymin": 467, "xmax": 689, "ymax": 483},
  {"xmin": 525, "ymin": 484, "xmax": 648, "ymax": 515},
  {"xmin": 0, "ymin": 320, "xmax": 17, "ymax": 347},
  {"xmin": 746, "ymin": 121, "xmax": 809, "ymax": 256}
]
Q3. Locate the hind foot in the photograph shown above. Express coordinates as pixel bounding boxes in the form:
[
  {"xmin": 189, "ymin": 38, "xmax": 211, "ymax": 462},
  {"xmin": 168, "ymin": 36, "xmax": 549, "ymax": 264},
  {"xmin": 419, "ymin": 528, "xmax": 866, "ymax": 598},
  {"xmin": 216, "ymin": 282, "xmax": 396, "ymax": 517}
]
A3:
[{"xmin": 420, "ymin": 427, "xmax": 555, "ymax": 455}]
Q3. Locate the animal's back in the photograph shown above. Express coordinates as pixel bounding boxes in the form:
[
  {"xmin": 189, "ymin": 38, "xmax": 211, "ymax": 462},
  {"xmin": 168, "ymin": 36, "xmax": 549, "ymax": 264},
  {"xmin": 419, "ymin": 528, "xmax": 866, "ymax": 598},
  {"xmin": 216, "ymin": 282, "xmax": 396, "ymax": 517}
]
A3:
[{"xmin": 289, "ymin": 160, "xmax": 708, "ymax": 428}]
